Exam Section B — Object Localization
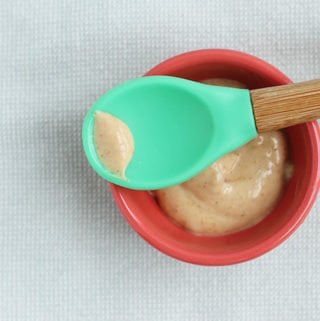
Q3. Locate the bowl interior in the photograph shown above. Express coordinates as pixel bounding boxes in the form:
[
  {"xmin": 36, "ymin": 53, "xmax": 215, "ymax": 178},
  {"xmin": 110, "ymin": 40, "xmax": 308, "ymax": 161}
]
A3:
[{"xmin": 111, "ymin": 50, "xmax": 319, "ymax": 265}]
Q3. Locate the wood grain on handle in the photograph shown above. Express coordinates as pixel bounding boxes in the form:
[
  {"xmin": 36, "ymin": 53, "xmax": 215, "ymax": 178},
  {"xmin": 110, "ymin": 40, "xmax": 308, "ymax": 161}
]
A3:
[{"xmin": 251, "ymin": 79, "xmax": 320, "ymax": 132}]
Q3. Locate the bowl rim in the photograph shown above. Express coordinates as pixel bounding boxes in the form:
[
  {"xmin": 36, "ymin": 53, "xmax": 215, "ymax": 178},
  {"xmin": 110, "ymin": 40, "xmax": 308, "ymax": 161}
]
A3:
[{"xmin": 110, "ymin": 49, "xmax": 320, "ymax": 265}]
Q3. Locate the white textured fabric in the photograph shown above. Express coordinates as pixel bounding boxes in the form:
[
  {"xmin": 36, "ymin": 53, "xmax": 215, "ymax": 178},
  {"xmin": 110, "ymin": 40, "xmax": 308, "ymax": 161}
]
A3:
[{"xmin": 0, "ymin": 1, "xmax": 319, "ymax": 320}]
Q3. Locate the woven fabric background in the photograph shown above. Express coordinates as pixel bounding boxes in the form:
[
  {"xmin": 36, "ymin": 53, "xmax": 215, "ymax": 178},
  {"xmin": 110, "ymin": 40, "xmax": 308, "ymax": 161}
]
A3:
[{"xmin": 0, "ymin": 1, "xmax": 319, "ymax": 320}]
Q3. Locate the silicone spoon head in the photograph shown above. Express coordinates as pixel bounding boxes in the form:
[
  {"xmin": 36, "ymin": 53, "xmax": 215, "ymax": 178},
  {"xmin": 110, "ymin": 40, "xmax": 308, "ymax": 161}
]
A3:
[{"xmin": 82, "ymin": 76, "xmax": 257, "ymax": 190}]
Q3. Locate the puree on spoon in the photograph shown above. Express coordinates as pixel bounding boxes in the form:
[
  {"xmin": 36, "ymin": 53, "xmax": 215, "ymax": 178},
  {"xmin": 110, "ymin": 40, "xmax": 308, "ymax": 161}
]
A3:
[
  {"xmin": 94, "ymin": 111, "xmax": 134, "ymax": 179},
  {"xmin": 154, "ymin": 78, "xmax": 292, "ymax": 236}
]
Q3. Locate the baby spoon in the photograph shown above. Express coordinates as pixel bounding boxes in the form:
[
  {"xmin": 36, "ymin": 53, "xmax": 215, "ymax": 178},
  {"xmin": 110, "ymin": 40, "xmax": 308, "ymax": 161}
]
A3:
[{"xmin": 82, "ymin": 76, "xmax": 320, "ymax": 190}]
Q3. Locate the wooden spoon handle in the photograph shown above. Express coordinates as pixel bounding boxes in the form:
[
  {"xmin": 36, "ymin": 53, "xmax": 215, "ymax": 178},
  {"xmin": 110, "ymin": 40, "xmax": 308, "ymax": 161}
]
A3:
[{"xmin": 251, "ymin": 79, "xmax": 320, "ymax": 132}]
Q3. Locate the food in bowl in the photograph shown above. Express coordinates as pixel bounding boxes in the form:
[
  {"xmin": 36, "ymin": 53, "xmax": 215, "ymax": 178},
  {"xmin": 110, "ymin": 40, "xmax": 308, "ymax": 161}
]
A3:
[
  {"xmin": 110, "ymin": 49, "xmax": 320, "ymax": 265},
  {"xmin": 155, "ymin": 78, "xmax": 293, "ymax": 236}
]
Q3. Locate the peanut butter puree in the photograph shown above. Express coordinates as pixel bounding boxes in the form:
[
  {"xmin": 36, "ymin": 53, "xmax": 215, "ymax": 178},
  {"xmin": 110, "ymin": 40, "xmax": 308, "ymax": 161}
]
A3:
[
  {"xmin": 94, "ymin": 112, "xmax": 134, "ymax": 178},
  {"xmin": 155, "ymin": 79, "xmax": 291, "ymax": 236}
]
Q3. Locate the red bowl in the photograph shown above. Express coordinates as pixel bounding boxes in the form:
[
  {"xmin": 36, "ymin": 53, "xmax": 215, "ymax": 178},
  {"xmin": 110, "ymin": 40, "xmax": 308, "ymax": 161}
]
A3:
[{"xmin": 110, "ymin": 49, "xmax": 320, "ymax": 265}]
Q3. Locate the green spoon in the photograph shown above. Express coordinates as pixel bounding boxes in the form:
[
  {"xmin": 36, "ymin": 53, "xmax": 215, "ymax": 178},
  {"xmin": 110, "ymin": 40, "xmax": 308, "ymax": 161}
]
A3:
[{"xmin": 83, "ymin": 75, "xmax": 257, "ymax": 190}]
